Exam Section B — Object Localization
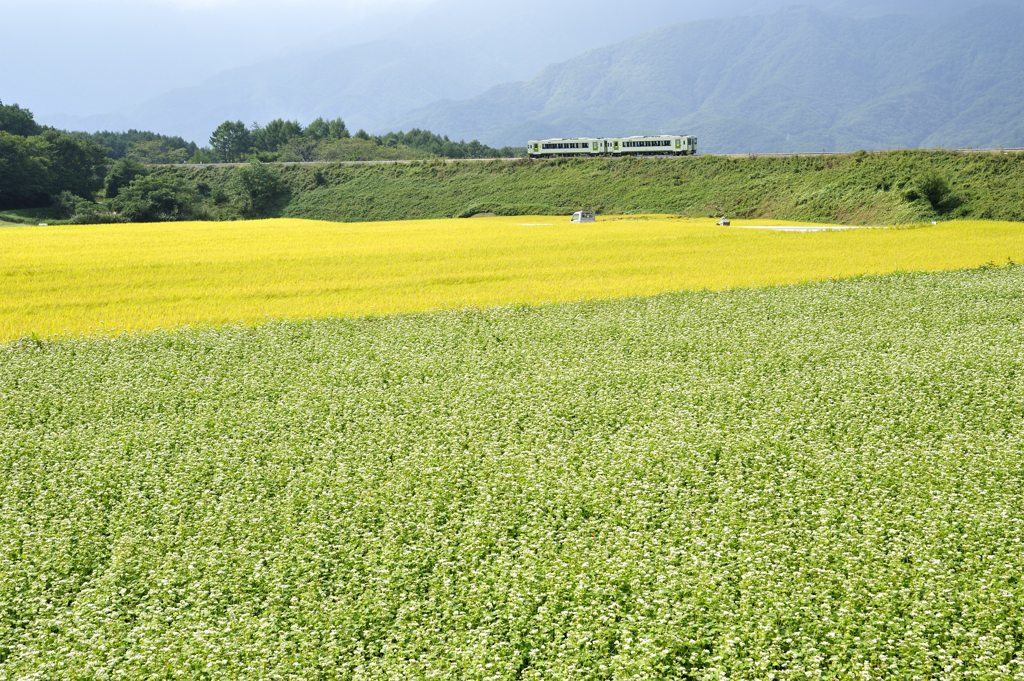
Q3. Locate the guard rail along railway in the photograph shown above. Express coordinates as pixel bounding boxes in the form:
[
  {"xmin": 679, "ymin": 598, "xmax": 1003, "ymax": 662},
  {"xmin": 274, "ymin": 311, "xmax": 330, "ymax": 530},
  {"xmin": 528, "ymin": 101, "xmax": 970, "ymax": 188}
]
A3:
[{"xmin": 528, "ymin": 135, "xmax": 697, "ymax": 158}]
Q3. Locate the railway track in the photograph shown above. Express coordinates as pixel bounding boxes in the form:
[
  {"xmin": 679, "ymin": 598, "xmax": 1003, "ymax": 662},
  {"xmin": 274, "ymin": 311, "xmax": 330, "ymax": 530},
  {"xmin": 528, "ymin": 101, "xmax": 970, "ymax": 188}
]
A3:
[
  {"xmin": 151, "ymin": 147, "xmax": 1024, "ymax": 168},
  {"xmin": 717, "ymin": 148, "xmax": 1024, "ymax": 159}
]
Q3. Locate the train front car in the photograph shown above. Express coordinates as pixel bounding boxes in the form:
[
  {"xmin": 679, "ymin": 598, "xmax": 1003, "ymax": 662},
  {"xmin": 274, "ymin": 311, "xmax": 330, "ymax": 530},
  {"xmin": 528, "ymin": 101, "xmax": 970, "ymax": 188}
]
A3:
[
  {"xmin": 527, "ymin": 138, "xmax": 603, "ymax": 158},
  {"xmin": 611, "ymin": 135, "xmax": 696, "ymax": 156}
]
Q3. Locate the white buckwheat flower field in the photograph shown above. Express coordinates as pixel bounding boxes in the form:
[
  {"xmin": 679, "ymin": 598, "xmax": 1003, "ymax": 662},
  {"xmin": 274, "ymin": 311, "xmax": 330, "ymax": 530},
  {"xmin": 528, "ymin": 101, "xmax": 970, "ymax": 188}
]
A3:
[{"xmin": 2, "ymin": 262, "xmax": 1023, "ymax": 677}]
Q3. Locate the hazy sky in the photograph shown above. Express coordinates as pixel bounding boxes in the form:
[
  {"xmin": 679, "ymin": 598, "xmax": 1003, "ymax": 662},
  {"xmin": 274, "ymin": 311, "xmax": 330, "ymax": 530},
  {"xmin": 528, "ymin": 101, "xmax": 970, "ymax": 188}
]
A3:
[
  {"xmin": 0, "ymin": 0, "xmax": 438, "ymax": 118},
  {"xmin": 1, "ymin": 0, "xmax": 973, "ymax": 127}
]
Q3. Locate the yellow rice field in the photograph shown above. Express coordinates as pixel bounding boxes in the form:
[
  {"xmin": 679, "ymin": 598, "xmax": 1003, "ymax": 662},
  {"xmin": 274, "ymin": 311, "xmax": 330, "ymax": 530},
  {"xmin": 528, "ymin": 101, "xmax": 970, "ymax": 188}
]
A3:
[{"xmin": 2, "ymin": 215, "xmax": 1023, "ymax": 341}]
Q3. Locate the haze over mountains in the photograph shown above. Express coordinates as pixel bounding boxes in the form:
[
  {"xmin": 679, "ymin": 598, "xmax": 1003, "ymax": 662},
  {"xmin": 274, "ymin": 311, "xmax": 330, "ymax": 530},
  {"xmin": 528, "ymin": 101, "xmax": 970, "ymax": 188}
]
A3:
[
  {"xmin": 6, "ymin": 0, "xmax": 1022, "ymax": 153},
  {"xmin": 400, "ymin": 2, "xmax": 1024, "ymax": 152}
]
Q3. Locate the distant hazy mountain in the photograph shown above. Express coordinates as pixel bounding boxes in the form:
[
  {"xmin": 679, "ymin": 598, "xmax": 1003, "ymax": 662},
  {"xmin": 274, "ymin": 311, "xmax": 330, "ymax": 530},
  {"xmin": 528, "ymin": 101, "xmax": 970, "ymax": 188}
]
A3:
[
  {"xmin": 97, "ymin": 40, "xmax": 520, "ymax": 145},
  {"xmin": 397, "ymin": 3, "xmax": 1024, "ymax": 152},
  {"xmin": 27, "ymin": 0, "xmax": 1012, "ymax": 150},
  {"xmin": 50, "ymin": 0, "xmax": 800, "ymax": 142}
]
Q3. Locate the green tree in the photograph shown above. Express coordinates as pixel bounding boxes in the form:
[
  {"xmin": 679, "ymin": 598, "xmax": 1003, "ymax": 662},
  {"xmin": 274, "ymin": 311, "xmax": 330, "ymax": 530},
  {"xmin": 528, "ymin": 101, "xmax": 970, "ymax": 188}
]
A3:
[
  {"xmin": 305, "ymin": 117, "xmax": 349, "ymax": 141},
  {"xmin": 231, "ymin": 161, "xmax": 289, "ymax": 217},
  {"xmin": 53, "ymin": 191, "xmax": 117, "ymax": 224},
  {"xmin": 112, "ymin": 175, "xmax": 199, "ymax": 222},
  {"xmin": 919, "ymin": 175, "xmax": 955, "ymax": 212},
  {"xmin": 277, "ymin": 137, "xmax": 319, "ymax": 162},
  {"xmin": 40, "ymin": 130, "xmax": 107, "ymax": 199},
  {"xmin": 126, "ymin": 139, "xmax": 191, "ymax": 164},
  {"xmin": 0, "ymin": 132, "xmax": 51, "ymax": 208},
  {"xmin": 252, "ymin": 119, "xmax": 303, "ymax": 153},
  {"xmin": 0, "ymin": 100, "xmax": 42, "ymax": 136},
  {"xmin": 82, "ymin": 129, "xmax": 198, "ymax": 160},
  {"xmin": 209, "ymin": 121, "xmax": 252, "ymax": 162},
  {"xmin": 104, "ymin": 158, "xmax": 149, "ymax": 199},
  {"xmin": 906, "ymin": 174, "xmax": 960, "ymax": 214}
]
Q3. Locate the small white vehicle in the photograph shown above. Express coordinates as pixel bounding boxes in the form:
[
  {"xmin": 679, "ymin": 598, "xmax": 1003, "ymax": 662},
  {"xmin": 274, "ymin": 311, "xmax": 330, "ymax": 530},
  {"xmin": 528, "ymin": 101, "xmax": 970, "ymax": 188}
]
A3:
[
  {"xmin": 571, "ymin": 210, "xmax": 596, "ymax": 223},
  {"xmin": 717, "ymin": 217, "xmax": 731, "ymax": 226}
]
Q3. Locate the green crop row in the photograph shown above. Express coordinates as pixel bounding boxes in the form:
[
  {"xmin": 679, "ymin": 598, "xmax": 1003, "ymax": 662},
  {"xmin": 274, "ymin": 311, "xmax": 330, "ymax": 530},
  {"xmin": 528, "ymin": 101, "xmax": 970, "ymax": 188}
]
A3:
[{"xmin": 2, "ymin": 266, "xmax": 1024, "ymax": 678}]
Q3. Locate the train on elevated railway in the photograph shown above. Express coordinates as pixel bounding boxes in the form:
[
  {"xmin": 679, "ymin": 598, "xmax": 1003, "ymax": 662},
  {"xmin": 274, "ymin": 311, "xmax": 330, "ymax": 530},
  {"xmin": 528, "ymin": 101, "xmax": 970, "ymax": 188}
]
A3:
[{"xmin": 528, "ymin": 134, "xmax": 697, "ymax": 158}]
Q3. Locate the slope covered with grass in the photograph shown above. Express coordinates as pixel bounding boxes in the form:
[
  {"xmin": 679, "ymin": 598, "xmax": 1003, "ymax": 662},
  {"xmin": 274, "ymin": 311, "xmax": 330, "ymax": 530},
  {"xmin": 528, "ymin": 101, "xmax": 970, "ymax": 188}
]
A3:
[
  {"xmin": 152, "ymin": 150, "xmax": 1024, "ymax": 226},
  {"xmin": 2, "ymin": 266, "xmax": 1023, "ymax": 678}
]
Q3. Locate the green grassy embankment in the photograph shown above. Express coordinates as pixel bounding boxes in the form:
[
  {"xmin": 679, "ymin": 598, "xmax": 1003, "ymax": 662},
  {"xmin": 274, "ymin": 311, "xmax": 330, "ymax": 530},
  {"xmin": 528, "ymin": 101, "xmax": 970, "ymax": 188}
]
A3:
[
  {"xmin": 0, "ymin": 208, "xmax": 67, "ymax": 226},
  {"xmin": 151, "ymin": 150, "xmax": 1024, "ymax": 225}
]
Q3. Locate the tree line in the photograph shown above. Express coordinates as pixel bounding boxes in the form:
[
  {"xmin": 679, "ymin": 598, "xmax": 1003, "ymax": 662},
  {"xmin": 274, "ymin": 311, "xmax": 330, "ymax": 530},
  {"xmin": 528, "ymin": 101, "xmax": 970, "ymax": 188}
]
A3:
[
  {"xmin": 0, "ymin": 100, "xmax": 521, "ymax": 220},
  {"xmin": 0, "ymin": 102, "xmax": 107, "ymax": 209},
  {"xmin": 205, "ymin": 119, "xmax": 519, "ymax": 163}
]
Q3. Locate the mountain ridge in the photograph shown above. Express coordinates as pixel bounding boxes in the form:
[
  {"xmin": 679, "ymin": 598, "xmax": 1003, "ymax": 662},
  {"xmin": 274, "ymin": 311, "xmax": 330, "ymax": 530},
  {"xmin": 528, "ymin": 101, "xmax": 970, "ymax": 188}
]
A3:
[{"xmin": 396, "ymin": 3, "xmax": 1024, "ymax": 152}]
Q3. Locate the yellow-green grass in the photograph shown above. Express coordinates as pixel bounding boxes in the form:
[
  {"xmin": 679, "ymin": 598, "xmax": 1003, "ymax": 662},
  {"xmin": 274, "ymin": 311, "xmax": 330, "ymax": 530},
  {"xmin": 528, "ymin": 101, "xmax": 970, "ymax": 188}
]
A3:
[{"xmin": 2, "ymin": 216, "xmax": 1023, "ymax": 341}]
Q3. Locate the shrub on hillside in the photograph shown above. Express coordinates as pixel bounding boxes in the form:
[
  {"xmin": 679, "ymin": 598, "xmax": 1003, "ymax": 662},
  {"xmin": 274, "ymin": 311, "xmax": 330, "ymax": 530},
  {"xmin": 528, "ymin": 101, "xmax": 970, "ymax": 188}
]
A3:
[
  {"xmin": 112, "ymin": 175, "xmax": 201, "ymax": 222},
  {"xmin": 230, "ymin": 161, "xmax": 290, "ymax": 218},
  {"xmin": 907, "ymin": 174, "xmax": 961, "ymax": 214},
  {"xmin": 104, "ymin": 158, "xmax": 149, "ymax": 199},
  {"xmin": 53, "ymin": 191, "xmax": 118, "ymax": 224}
]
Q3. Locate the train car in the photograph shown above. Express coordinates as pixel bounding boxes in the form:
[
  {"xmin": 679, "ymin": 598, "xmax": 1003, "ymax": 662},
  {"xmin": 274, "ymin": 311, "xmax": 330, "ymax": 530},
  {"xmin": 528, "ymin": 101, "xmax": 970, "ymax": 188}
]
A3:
[
  {"xmin": 609, "ymin": 135, "xmax": 697, "ymax": 156},
  {"xmin": 528, "ymin": 135, "xmax": 696, "ymax": 158},
  {"xmin": 527, "ymin": 138, "xmax": 603, "ymax": 158}
]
